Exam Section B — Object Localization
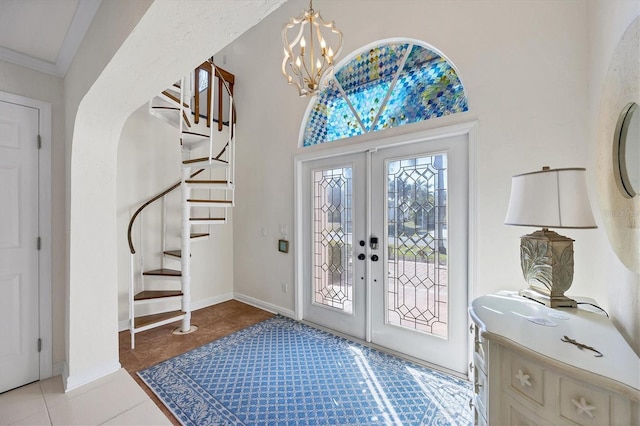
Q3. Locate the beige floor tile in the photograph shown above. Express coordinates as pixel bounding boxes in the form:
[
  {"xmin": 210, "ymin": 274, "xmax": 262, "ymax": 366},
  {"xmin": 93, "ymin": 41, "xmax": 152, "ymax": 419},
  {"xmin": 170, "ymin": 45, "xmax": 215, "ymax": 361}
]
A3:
[
  {"xmin": 0, "ymin": 382, "xmax": 47, "ymax": 426},
  {"xmin": 8, "ymin": 409, "xmax": 51, "ymax": 426},
  {"xmin": 46, "ymin": 370, "xmax": 153, "ymax": 425},
  {"xmin": 101, "ymin": 401, "xmax": 171, "ymax": 425},
  {"xmin": 37, "ymin": 376, "xmax": 66, "ymax": 408}
]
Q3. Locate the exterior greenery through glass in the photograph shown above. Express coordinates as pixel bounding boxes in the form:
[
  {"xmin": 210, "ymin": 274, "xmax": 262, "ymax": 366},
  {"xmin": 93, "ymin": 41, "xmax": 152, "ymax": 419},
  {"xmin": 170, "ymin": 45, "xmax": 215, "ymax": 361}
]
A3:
[{"xmin": 303, "ymin": 42, "xmax": 468, "ymax": 147}]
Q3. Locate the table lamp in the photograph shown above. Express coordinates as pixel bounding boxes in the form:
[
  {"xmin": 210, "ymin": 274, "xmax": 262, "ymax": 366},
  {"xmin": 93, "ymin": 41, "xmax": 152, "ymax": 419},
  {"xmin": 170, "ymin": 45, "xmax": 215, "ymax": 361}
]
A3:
[{"xmin": 504, "ymin": 167, "xmax": 597, "ymax": 308}]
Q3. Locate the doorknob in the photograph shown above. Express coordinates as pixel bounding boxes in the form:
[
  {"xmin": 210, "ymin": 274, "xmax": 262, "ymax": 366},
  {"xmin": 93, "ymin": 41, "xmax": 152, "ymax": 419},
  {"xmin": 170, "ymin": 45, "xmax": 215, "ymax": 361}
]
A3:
[
  {"xmin": 358, "ymin": 253, "xmax": 366, "ymax": 260},
  {"xmin": 371, "ymin": 254, "xmax": 379, "ymax": 262}
]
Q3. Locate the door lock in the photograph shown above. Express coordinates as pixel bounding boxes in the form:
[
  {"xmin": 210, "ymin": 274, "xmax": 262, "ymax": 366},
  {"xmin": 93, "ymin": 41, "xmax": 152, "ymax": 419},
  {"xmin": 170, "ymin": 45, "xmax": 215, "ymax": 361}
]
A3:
[
  {"xmin": 370, "ymin": 237, "xmax": 378, "ymax": 250},
  {"xmin": 358, "ymin": 253, "xmax": 366, "ymax": 260},
  {"xmin": 371, "ymin": 254, "xmax": 379, "ymax": 262}
]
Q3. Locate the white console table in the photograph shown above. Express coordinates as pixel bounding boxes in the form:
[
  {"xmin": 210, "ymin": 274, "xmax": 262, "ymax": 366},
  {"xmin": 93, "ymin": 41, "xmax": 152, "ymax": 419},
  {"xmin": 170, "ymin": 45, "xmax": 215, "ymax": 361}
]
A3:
[{"xmin": 469, "ymin": 291, "xmax": 639, "ymax": 425}]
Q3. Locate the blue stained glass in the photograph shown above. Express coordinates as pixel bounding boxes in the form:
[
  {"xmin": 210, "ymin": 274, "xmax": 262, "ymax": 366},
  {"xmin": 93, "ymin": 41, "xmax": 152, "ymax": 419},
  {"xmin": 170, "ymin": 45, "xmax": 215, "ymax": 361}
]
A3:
[
  {"xmin": 304, "ymin": 80, "xmax": 363, "ymax": 146},
  {"xmin": 302, "ymin": 42, "xmax": 468, "ymax": 147},
  {"xmin": 375, "ymin": 55, "xmax": 468, "ymax": 131},
  {"xmin": 344, "ymin": 79, "xmax": 391, "ymax": 132},
  {"xmin": 335, "ymin": 43, "xmax": 409, "ymax": 92}
]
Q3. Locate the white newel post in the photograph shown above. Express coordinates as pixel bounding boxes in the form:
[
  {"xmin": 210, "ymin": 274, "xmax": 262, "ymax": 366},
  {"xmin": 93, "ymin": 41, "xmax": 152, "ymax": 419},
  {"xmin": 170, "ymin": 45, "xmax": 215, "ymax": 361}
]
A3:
[{"xmin": 181, "ymin": 156, "xmax": 192, "ymax": 332}]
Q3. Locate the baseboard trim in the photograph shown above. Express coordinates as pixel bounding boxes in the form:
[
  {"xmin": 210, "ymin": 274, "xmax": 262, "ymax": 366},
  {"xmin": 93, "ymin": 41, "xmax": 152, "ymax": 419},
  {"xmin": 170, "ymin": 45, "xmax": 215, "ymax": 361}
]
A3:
[
  {"xmin": 233, "ymin": 292, "xmax": 295, "ymax": 319},
  {"xmin": 192, "ymin": 292, "xmax": 234, "ymax": 311},
  {"xmin": 52, "ymin": 361, "xmax": 65, "ymax": 377},
  {"xmin": 118, "ymin": 293, "xmax": 235, "ymax": 332},
  {"xmin": 63, "ymin": 360, "xmax": 122, "ymax": 392}
]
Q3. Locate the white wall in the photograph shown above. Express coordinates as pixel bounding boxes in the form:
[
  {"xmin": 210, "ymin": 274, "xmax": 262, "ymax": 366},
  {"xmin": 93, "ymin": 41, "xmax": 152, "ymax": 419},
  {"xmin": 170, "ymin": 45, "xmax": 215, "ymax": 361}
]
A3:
[
  {"xmin": 221, "ymin": 0, "xmax": 599, "ymax": 312},
  {"xmin": 587, "ymin": 0, "xmax": 640, "ymax": 354},
  {"xmin": 116, "ymin": 105, "xmax": 234, "ymax": 325},
  {"xmin": 62, "ymin": 0, "xmax": 287, "ymax": 390},
  {"xmin": 0, "ymin": 60, "xmax": 66, "ymax": 368}
]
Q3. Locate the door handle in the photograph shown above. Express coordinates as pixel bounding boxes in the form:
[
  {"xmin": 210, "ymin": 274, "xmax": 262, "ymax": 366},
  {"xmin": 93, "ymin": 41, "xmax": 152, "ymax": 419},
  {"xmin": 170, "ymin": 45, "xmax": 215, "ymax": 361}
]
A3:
[
  {"xmin": 358, "ymin": 253, "xmax": 366, "ymax": 260},
  {"xmin": 371, "ymin": 254, "xmax": 379, "ymax": 262}
]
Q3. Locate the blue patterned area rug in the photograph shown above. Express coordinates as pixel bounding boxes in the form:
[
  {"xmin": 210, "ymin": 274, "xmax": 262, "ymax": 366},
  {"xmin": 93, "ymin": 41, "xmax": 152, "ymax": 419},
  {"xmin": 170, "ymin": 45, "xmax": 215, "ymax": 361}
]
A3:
[{"xmin": 138, "ymin": 316, "xmax": 473, "ymax": 425}]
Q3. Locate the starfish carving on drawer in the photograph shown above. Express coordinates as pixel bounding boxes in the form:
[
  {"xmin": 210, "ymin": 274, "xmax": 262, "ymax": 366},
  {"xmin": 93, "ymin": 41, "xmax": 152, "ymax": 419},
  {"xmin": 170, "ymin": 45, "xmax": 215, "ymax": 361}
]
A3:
[
  {"xmin": 515, "ymin": 369, "xmax": 531, "ymax": 387},
  {"xmin": 571, "ymin": 396, "xmax": 596, "ymax": 418}
]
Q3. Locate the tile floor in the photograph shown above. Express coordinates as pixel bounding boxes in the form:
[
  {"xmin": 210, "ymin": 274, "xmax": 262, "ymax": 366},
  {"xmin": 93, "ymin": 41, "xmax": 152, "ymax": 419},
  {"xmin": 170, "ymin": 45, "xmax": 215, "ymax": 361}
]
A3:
[
  {"xmin": 0, "ymin": 300, "xmax": 273, "ymax": 426},
  {"xmin": 0, "ymin": 369, "xmax": 169, "ymax": 425}
]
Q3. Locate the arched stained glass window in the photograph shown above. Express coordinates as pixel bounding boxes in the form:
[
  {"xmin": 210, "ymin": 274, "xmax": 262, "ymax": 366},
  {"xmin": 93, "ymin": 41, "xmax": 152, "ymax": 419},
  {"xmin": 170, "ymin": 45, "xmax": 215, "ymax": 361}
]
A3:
[{"xmin": 302, "ymin": 41, "xmax": 469, "ymax": 147}]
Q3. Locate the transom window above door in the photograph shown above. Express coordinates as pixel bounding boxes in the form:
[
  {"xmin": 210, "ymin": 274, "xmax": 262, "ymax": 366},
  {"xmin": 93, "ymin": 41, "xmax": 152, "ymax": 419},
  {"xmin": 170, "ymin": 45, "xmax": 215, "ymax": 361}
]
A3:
[{"xmin": 302, "ymin": 40, "xmax": 469, "ymax": 147}]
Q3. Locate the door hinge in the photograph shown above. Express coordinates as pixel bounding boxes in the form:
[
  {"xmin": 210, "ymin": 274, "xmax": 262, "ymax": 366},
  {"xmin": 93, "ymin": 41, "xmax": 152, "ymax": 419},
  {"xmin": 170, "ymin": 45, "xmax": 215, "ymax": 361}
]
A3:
[
  {"xmin": 37, "ymin": 134, "xmax": 42, "ymax": 149},
  {"xmin": 37, "ymin": 338, "xmax": 42, "ymax": 352},
  {"xmin": 37, "ymin": 237, "xmax": 41, "ymax": 250}
]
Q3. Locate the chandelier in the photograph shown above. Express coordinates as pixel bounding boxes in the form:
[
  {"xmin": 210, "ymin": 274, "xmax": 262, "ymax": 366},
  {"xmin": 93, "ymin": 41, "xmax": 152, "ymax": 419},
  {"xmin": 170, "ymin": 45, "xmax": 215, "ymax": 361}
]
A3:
[{"xmin": 281, "ymin": 0, "xmax": 343, "ymax": 97}]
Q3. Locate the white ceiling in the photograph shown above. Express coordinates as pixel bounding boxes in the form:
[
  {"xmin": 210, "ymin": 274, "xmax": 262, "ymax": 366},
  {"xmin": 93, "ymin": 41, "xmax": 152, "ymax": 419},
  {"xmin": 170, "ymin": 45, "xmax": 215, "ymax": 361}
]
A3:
[{"xmin": 0, "ymin": 0, "xmax": 102, "ymax": 77}]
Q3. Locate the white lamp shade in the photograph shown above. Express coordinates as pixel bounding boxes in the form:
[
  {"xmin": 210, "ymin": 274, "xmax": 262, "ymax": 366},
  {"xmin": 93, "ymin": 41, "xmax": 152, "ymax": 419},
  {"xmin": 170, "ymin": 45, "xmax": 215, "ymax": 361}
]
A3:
[{"xmin": 504, "ymin": 168, "xmax": 597, "ymax": 229}]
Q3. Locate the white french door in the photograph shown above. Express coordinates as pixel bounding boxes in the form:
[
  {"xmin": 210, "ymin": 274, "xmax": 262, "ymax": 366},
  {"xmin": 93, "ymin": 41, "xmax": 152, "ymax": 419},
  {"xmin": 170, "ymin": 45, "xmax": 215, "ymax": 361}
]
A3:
[
  {"xmin": 299, "ymin": 132, "xmax": 469, "ymax": 374},
  {"xmin": 301, "ymin": 153, "xmax": 367, "ymax": 339},
  {"xmin": 370, "ymin": 136, "xmax": 469, "ymax": 373}
]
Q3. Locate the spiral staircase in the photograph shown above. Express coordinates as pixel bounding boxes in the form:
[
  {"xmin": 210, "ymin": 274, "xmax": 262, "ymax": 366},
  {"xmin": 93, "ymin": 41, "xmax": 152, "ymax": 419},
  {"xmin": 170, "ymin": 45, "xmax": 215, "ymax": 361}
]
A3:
[{"xmin": 126, "ymin": 60, "xmax": 236, "ymax": 349}]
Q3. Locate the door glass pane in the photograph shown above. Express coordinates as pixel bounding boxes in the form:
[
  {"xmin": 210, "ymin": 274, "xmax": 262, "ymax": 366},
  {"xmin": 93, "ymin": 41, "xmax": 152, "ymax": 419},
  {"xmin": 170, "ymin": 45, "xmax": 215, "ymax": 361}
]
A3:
[
  {"xmin": 313, "ymin": 167, "xmax": 353, "ymax": 313},
  {"xmin": 387, "ymin": 154, "xmax": 448, "ymax": 337}
]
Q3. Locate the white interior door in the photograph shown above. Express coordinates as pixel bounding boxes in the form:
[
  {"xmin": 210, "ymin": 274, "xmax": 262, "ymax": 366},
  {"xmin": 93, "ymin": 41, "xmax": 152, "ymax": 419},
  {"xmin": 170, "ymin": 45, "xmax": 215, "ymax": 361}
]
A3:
[
  {"xmin": 0, "ymin": 100, "xmax": 40, "ymax": 393},
  {"xmin": 300, "ymin": 132, "xmax": 470, "ymax": 374},
  {"xmin": 370, "ymin": 135, "xmax": 469, "ymax": 374}
]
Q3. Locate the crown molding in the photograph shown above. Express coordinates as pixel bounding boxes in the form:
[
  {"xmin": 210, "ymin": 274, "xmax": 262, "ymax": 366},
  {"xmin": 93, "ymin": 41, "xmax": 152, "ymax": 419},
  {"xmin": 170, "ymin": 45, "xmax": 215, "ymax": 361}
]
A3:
[{"xmin": 0, "ymin": 0, "xmax": 102, "ymax": 78}]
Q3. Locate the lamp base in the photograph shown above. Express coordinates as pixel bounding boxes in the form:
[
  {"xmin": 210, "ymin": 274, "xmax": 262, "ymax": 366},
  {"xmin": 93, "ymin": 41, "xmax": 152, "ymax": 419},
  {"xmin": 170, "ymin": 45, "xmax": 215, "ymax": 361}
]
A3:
[
  {"xmin": 519, "ymin": 287, "xmax": 577, "ymax": 308},
  {"xmin": 519, "ymin": 228, "xmax": 577, "ymax": 309}
]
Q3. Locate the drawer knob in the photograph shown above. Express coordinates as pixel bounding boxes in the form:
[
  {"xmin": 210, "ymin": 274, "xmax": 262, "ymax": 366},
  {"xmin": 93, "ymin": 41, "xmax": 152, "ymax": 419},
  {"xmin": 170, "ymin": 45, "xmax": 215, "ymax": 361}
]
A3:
[
  {"xmin": 469, "ymin": 323, "xmax": 475, "ymax": 334},
  {"xmin": 469, "ymin": 362, "xmax": 474, "ymax": 372},
  {"xmin": 515, "ymin": 369, "xmax": 531, "ymax": 387},
  {"xmin": 468, "ymin": 397, "xmax": 473, "ymax": 410},
  {"xmin": 571, "ymin": 396, "xmax": 596, "ymax": 418}
]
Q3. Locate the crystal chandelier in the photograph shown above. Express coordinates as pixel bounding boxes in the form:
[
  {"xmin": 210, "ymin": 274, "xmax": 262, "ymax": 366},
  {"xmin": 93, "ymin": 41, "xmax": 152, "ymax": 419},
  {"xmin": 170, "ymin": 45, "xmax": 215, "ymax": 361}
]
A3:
[{"xmin": 282, "ymin": 0, "xmax": 343, "ymax": 97}]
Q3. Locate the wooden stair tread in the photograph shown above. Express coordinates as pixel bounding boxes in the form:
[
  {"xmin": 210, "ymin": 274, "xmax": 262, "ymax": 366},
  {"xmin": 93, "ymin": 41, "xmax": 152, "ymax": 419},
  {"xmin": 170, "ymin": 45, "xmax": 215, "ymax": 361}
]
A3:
[
  {"xmin": 183, "ymin": 157, "xmax": 228, "ymax": 165},
  {"xmin": 163, "ymin": 250, "xmax": 192, "ymax": 258},
  {"xmin": 135, "ymin": 310, "xmax": 184, "ymax": 329},
  {"xmin": 150, "ymin": 106, "xmax": 179, "ymax": 111},
  {"xmin": 163, "ymin": 250, "xmax": 182, "ymax": 258},
  {"xmin": 142, "ymin": 268, "xmax": 181, "ymax": 277},
  {"xmin": 187, "ymin": 199, "xmax": 233, "ymax": 203},
  {"xmin": 134, "ymin": 290, "xmax": 182, "ymax": 300},
  {"xmin": 182, "ymin": 130, "xmax": 208, "ymax": 137},
  {"xmin": 185, "ymin": 180, "xmax": 229, "ymax": 184},
  {"xmin": 161, "ymin": 90, "xmax": 189, "ymax": 108},
  {"xmin": 191, "ymin": 232, "xmax": 210, "ymax": 239}
]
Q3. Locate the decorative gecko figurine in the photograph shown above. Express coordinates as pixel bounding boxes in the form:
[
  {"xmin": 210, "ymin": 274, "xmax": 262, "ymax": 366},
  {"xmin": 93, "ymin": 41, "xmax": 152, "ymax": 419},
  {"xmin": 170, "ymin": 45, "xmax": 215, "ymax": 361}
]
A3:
[{"xmin": 561, "ymin": 336, "xmax": 603, "ymax": 357}]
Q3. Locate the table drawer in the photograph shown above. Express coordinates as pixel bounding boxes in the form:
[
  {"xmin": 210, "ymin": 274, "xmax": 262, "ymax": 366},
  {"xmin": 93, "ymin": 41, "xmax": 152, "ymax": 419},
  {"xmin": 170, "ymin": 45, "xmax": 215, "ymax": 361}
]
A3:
[
  {"xmin": 474, "ymin": 362, "xmax": 488, "ymax": 414},
  {"xmin": 559, "ymin": 376, "xmax": 611, "ymax": 425},
  {"xmin": 472, "ymin": 324, "xmax": 487, "ymax": 373},
  {"xmin": 505, "ymin": 351, "xmax": 545, "ymax": 407}
]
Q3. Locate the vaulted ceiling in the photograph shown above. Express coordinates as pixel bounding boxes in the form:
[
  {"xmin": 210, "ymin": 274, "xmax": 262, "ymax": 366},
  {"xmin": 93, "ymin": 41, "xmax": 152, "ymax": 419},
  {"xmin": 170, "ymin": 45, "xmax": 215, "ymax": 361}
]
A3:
[{"xmin": 0, "ymin": 0, "xmax": 101, "ymax": 77}]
